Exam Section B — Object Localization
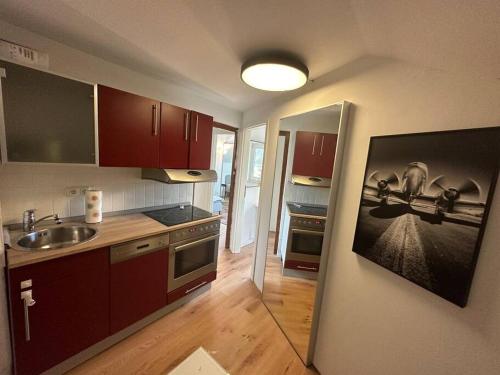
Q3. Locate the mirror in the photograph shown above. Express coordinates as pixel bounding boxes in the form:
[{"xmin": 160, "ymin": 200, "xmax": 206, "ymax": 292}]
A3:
[{"xmin": 262, "ymin": 103, "xmax": 347, "ymax": 365}]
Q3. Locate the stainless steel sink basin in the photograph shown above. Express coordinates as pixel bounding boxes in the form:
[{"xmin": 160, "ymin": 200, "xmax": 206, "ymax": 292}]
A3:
[{"xmin": 16, "ymin": 225, "xmax": 98, "ymax": 251}]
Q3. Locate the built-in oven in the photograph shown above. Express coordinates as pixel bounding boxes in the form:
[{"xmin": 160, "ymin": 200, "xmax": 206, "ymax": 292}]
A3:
[
  {"xmin": 168, "ymin": 220, "xmax": 220, "ymax": 293},
  {"xmin": 285, "ymin": 216, "xmax": 325, "ymax": 264}
]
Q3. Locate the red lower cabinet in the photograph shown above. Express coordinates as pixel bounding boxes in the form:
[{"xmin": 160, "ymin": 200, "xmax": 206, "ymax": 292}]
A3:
[
  {"xmin": 8, "ymin": 248, "xmax": 110, "ymax": 375},
  {"xmin": 110, "ymin": 249, "xmax": 168, "ymax": 333},
  {"xmin": 167, "ymin": 271, "xmax": 216, "ymax": 305}
]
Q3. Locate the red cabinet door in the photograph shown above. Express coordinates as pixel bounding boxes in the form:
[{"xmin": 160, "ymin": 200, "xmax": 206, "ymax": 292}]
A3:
[
  {"xmin": 98, "ymin": 85, "xmax": 160, "ymax": 167},
  {"xmin": 292, "ymin": 131, "xmax": 318, "ymax": 176},
  {"xmin": 9, "ymin": 248, "xmax": 109, "ymax": 375},
  {"xmin": 316, "ymin": 133, "xmax": 337, "ymax": 178},
  {"xmin": 110, "ymin": 249, "xmax": 168, "ymax": 334},
  {"xmin": 188, "ymin": 111, "xmax": 213, "ymax": 170},
  {"xmin": 159, "ymin": 103, "xmax": 190, "ymax": 169}
]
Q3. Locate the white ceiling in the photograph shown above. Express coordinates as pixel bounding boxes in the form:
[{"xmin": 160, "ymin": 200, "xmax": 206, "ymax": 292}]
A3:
[{"xmin": 1, "ymin": 0, "xmax": 499, "ymax": 112}]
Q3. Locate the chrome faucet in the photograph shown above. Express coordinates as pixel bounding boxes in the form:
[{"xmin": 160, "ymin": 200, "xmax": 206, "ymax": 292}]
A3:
[{"xmin": 23, "ymin": 209, "xmax": 63, "ymax": 232}]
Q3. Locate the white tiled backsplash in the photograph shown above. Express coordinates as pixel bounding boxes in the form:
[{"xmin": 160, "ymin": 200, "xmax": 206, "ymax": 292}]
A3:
[
  {"xmin": 0, "ymin": 165, "xmax": 193, "ymax": 224},
  {"xmin": 285, "ymin": 182, "xmax": 331, "ymax": 206}
]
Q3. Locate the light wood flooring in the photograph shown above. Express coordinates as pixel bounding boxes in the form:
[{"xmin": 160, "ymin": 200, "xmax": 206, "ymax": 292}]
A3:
[
  {"xmin": 262, "ymin": 233, "xmax": 317, "ymax": 363},
  {"xmin": 68, "ymin": 224, "xmax": 317, "ymax": 375}
]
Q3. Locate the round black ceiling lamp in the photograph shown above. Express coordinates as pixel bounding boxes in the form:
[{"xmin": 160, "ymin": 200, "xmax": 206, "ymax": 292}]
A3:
[{"xmin": 241, "ymin": 55, "xmax": 309, "ymax": 91}]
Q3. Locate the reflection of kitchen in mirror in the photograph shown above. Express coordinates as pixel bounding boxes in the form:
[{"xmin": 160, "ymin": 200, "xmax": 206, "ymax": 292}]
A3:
[{"xmin": 263, "ymin": 103, "xmax": 343, "ymax": 364}]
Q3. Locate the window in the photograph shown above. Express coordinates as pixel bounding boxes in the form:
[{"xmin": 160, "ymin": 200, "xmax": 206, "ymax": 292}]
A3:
[{"xmin": 248, "ymin": 141, "xmax": 264, "ymax": 184}]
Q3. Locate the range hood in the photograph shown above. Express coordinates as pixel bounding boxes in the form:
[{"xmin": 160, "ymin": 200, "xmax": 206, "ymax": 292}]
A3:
[
  {"xmin": 291, "ymin": 174, "xmax": 331, "ymax": 188},
  {"xmin": 142, "ymin": 168, "xmax": 217, "ymax": 184}
]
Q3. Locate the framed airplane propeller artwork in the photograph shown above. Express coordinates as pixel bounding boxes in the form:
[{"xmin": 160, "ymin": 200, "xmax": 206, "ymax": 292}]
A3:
[{"xmin": 352, "ymin": 126, "xmax": 500, "ymax": 307}]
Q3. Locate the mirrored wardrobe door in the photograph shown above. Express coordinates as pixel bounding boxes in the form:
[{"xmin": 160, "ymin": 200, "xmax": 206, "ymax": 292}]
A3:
[{"xmin": 261, "ymin": 102, "xmax": 350, "ymax": 365}]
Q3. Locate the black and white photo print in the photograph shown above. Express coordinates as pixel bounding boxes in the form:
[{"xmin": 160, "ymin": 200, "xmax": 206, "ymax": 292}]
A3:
[{"xmin": 352, "ymin": 127, "xmax": 500, "ymax": 306}]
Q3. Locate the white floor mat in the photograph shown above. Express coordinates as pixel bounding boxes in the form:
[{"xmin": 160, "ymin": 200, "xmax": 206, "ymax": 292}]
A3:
[{"xmin": 168, "ymin": 347, "xmax": 230, "ymax": 375}]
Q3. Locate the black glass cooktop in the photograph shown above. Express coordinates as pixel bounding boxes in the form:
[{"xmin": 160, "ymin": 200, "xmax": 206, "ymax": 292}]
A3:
[
  {"xmin": 144, "ymin": 205, "xmax": 213, "ymax": 226},
  {"xmin": 287, "ymin": 202, "xmax": 328, "ymax": 217}
]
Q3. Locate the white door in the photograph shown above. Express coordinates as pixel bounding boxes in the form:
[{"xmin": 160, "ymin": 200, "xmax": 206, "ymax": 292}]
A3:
[
  {"xmin": 241, "ymin": 184, "xmax": 260, "ymax": 246},
  {"xmin": 241, "ymin": 135, "xmax": 265, "ymax": 247}
]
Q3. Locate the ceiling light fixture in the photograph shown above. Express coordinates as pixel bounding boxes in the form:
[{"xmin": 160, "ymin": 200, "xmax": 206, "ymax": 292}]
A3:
[{"xmin": 241, "ymin": 56, "xmax": 309, "ymax": 92}]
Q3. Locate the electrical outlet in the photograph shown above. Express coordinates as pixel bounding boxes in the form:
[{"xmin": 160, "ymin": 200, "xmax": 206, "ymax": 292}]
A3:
[
  {"xmin": 0, "ymin": 39, "xmax": 49, "ymax": 69},
  {"xmin": 80, "ymin": 186, "xmax": 91, "ymax": 195},
  {"xmin": 65, "ymin": 187, "xmax": 81, "ymax": 197}
]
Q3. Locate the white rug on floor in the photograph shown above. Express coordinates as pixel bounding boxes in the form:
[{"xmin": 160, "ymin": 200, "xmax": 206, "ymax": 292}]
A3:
[{"xmin": 168, "ymin": 347, "xmax": 230, "ymax": 375}]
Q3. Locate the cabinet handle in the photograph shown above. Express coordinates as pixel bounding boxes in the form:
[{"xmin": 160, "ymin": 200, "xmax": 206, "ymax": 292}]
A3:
[
  {"xmin": 184, "ymin": 112, "xmax": 189, "ymax": 141},
  {"xmin": 312, "ymin": 135, "xmax": 317, "ymax": 155},
  {"xmin": 297, "ymin": 265, "xmax": 318, "ymax": 271},
  {"xmin": 185, "ymin": 280, "xmax": 207, "ymax": 294},
  {"xmin": 320, "ymin": 135, "xmax": 324, "ymax": 156},
  {"xmin": 21, "ymin": 290, "xmax": 36, "ymax": 342},
  {"xmin": 152, "ymin": 104, "xmax": 159, "ymax": 136},
  {"xmin": 195, "ymin": 114, "xmax": 199, "ymax": 142}
]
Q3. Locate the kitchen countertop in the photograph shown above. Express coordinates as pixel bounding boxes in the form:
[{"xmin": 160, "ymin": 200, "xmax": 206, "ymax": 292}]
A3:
[
  {"xmin": 6, "ymin": 212, "xmax": 221, "ymax": 269},
  {"xmin": 286, "ymin": 202, "xmax": 328, "ymax": 220}
]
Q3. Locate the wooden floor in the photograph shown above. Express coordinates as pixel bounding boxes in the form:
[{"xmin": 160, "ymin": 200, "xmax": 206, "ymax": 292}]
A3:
[
  {"xmin": 68, "ymin": 224, "xmax": 317, "ymax": 375},
  {"xmin": 262, "ymin": 233, "xmax": 317, "ymax": 363}
]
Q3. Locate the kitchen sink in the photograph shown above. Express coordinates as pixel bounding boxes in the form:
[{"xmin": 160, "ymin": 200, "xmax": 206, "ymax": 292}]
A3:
[{"xmin": 16, "ymin": 225, "xmax": 98, "ymax": 251}]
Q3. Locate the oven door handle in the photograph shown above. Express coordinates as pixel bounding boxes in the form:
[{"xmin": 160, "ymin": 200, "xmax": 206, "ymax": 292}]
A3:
[
  {"xmin": 172, "ymin": 234, "xmax": 219, "ymax": 253},
  {"xmin": 291, "ymin": 228, "xmax": 324, "ymax": 236}
]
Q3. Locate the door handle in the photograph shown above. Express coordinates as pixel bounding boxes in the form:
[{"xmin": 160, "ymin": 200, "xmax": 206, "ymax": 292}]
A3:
[
  {"xmin": 312, "ymin": 135, "xmax": 317, "ymax": 155},
  {"xmin": 195, "ymin": 114, "xmax": 199, "ymax": 142},
  {"xmin": 184, "ymin": 112, "xmax": 189, "ymax": 141},
  {"xmin": 297, "ymin": 265, "xmax": 318, "ymax": 271},
  {"xmin": 320, "ymin": 135, "xmax": 324, "ymax": 156},
  {"xmin": 21, "ymin": 290, "xmax": 36, "ymax": 342},
  {"xmin": 291, "ymin": 228, "xmax": 324, "ymax": 236},
  {"xmin": 185, "ymin": 281, "xmax": 207, "ymax": 294},
  {"xmin": 174, "ymin": 234, "xmax": 219, "ymax": 252},
  {"xmin": 152, "ymin": 104, "xmax": 159, "ymax": 136}
]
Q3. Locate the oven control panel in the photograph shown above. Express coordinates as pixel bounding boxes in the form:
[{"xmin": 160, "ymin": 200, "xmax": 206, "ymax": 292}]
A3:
[
  {"xmin": 291, "ymin": 216, "xmax": 325, "ymax": 230},
  {"xmin": 170, "ymin": 220, "xmax": 220, "ymax": 243}
]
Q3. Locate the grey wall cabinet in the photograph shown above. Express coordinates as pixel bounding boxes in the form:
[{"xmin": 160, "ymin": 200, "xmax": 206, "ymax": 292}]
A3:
[{"xmin": 0, "ymin": 60, "xmax": 96, "ymax": 164}]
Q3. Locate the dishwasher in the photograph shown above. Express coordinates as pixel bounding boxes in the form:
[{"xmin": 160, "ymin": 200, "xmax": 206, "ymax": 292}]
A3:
[{"xmin": 109, "ymin": 233, "xmax": 169, "ymax": 334}]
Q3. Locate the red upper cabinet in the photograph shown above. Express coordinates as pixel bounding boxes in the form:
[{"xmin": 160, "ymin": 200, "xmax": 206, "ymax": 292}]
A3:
[
  {"xmin": 8, "ymin": 248, "xmax": 109, "ymax": 375},
  {"xmin": 188, "ymin": 111, "xmax": 214, "ymax": 170},
  {"xmin": 292, "ymin": 131, "xmax": 338, "ymax": 178},
  {"xmin": 159, "ymin": 103, "xmax": 191, "ymax": 169},
  {"xmin": 98, "ymin": 85, "xmax": 160, "ymax": 168},
  {"xmin": 316, "ymin": 133, "xmax": 337, "ymax": 178},
  {"xmin": 98, "ymin": 85, "xmax": 214, "ymax": 169},
  {"xmin": 292, "ymin": 131, "xmax": 319, "ymax": 176}
]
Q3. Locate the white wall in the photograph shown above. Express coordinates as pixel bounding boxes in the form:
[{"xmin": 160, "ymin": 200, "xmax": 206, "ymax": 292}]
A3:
[
  {"xmin": 0, "ymin": 20, "xmax": 243, "ymax": 224},
  {"xmin": 0, "ymin": 20, "xmax": 242, "ymax": 372},
  {"xmin": 0, "ymin": 20, "xmax": 241, "ymax": 127},
  {"xmin": 0, "ymin": 165, "xmax": 194, "ymax": 224},
  {"xmin": 243, "ymin": 57, "xmax": 500, "ymax": 375}
]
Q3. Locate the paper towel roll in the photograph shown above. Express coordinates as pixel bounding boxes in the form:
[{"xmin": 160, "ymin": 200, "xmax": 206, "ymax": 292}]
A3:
[{"xmin": 85, "ymin": 189, "xmax": 103, "ymax": 224}]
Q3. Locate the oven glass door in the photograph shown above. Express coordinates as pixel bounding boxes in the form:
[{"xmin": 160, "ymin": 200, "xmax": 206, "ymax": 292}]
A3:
[
  {"xmin": 169, "ymin": 234, "xmax": 219, "ymax": 291},
  {"xmin": 289, "ymin": 228, "xmax": 324, "ymax": 257}
]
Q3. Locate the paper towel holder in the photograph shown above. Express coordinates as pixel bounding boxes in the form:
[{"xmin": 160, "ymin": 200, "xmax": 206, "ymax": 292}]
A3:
[{"xmin": 85, "ymin": 189, "xmax": 103, "ymax": 224}]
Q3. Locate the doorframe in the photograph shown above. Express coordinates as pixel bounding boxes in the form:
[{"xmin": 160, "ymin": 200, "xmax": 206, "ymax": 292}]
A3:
[
  {"xmin": 273, "ymin": 130, "xmax": 290, "ymax": 254},
  {"xmin": 213, "ymin": 122, "xmax": 238, "ymax": 249},
  {"xmin": 231, "ymin": 122, "xmax": 267, "ymax": 257}
]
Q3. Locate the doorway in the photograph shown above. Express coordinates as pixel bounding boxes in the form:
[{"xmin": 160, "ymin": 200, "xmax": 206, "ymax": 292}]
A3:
[
  {"xmin": 212, "ymin": 122, "xmax": 238, "ymax": 250},
  {"xmin": 233, "ymin": 124, "xmax": 267, "ymax": 253}
]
